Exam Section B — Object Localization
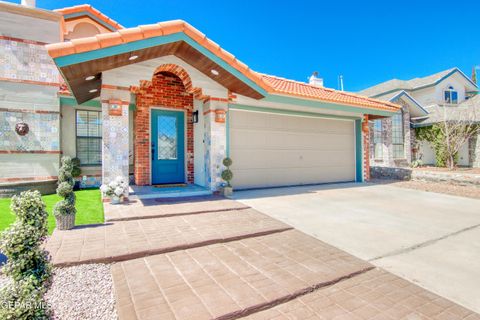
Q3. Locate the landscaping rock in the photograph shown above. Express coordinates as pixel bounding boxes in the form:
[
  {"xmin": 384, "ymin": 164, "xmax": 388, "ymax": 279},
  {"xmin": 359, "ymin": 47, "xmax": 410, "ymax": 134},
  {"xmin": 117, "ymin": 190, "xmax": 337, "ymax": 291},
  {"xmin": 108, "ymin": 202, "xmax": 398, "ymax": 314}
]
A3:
[{"xmin": 46, "ymin": 264, "xmax": 117, "ymax": 320}]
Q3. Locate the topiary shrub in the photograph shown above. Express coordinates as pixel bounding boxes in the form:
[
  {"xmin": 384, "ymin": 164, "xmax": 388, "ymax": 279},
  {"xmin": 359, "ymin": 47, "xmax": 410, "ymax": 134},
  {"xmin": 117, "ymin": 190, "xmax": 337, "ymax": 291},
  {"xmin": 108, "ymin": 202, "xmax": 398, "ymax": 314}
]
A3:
[
  {"xmin": 221, "ymin": 157, "xmax": 233, "ymax": 187},
  {"xmin": 53, "ymin": 156, "xmax": 76, "ymax": 230},
  {"xmin": 71, "ymin": 157, "xmax": 81, "ymax": 178},
  {"xmin": 0, "ymin": 190, "xmax": 52, "ymax": 319}
]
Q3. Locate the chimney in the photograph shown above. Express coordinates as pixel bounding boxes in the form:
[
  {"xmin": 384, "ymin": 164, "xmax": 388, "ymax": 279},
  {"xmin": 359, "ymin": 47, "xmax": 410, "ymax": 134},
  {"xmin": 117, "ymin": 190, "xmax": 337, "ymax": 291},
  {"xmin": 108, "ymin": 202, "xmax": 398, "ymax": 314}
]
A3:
[
  {"xmin": 21, "ymin": 0, "xmax": 36, "ymax": 7},
  {"xmin": 308, "ymin": 71, "xmax": 323, "ymax": 87}
]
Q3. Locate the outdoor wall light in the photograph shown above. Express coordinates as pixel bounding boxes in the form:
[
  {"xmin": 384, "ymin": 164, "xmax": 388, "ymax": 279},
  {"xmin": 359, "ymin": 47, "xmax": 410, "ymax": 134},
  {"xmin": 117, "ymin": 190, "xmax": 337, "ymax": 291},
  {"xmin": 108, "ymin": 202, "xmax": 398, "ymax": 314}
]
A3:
[{"xmin": 192, "ymin": 110, "xmax": 199, "ymax": 124}]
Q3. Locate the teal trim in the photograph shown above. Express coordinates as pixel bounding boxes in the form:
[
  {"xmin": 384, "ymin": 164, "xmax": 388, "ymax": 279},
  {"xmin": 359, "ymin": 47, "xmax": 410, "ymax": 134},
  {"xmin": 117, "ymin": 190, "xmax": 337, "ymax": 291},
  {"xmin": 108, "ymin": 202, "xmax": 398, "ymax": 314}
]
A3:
[
  {"xmin": 60, "ymin": 96, "xmax": 101, "ymax": 108},
  {"xmin": 229, "ymin": 103, "xmax": 362, "ymax": 121},
  {"xmin": 355, "ymin": 119, "xmax": 364, "ymax": 182},
  {"xmin": 59, "ymin": 96, "xmax": 136, "ymax": 110},
  {"xmin": 226, "ymin": 108, "xmax": 230, "ymax": 157},
  {"xmin": 63, "ymin": 12, "xmax": 118, "ymax": 31},
  {"xmin": 262, "ymin": 94, "xmax": 397, "ymax": 117},
  {"xmin": 53, "ymin": 33, "xmax": 268, "ymax": 97}
]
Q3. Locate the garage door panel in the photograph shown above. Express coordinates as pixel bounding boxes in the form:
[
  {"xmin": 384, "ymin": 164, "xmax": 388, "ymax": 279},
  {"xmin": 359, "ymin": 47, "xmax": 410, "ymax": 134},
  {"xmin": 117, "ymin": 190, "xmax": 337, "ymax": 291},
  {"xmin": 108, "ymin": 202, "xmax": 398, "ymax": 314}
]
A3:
[{"xmin": 230, "ymin": 110, "xmax": 356, "ymax": 189}]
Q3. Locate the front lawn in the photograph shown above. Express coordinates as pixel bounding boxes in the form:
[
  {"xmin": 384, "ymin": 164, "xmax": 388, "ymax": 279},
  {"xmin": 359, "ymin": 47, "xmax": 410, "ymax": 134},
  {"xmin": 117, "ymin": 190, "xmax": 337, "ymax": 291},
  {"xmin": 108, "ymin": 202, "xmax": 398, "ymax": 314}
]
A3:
[{"xmin": 0, "ymin": 189, "xmax": 104, "ymax": 234}]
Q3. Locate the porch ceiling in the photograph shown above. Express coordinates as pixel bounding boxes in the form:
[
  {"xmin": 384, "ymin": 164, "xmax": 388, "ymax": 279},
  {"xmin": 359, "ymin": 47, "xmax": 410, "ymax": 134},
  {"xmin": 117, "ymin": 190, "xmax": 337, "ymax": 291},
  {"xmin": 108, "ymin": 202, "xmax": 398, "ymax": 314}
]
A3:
[{"xmin": 58, "ymin": 41, "xmax": 264, "ymax": 104}]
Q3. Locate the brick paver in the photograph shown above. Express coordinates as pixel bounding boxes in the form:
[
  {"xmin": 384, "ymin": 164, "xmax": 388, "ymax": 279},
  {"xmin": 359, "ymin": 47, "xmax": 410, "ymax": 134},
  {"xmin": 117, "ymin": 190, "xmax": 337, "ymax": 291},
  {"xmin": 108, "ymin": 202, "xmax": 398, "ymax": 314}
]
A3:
[
  {"xmin": 112, "ymin": 230, "xmax": 373, "ymax": 320},
  {"xmin": 46, "ymin": 209, "xmax": 290, "ymax": 266},
  {"xmin": 105, "ymin": 196, "xmax": 250, "ymax": 222},
  {"xmin": 243, "ymin": 268, "xmax": 480, "ymax": 320}
]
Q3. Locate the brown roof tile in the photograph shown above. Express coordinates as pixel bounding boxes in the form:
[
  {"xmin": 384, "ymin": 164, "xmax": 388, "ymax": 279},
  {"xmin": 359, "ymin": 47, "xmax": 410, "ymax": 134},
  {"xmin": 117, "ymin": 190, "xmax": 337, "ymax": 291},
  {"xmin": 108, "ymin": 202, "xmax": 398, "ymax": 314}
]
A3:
[{"xmin": 55, "ymin": 4, "xmax": 124, "ymax": 30}]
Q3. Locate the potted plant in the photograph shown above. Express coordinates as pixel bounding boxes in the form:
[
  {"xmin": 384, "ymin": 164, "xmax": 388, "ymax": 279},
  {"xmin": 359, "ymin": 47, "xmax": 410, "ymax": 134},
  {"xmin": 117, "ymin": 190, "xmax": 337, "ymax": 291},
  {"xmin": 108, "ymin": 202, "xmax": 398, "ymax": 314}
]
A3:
[
  {"xmin": 71, "ymin": 157, "xmax": 82, "ymax": 190},
  {"xmin": 221, "ymin": 157, "xmax": 233, "ymax": 197},
  {"xmin": 53, "ymin": 156, "xmax": 77, "ymax": 230},
  {"xmin": 100, "ymin": 176, "xmax": 129, "ymax": 204}
]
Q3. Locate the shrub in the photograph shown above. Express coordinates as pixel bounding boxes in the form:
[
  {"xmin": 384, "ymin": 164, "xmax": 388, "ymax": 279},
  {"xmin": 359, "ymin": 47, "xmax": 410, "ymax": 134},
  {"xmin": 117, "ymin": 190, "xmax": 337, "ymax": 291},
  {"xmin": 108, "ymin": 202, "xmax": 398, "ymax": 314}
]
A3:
[
  {"xmin": 221, "ymin": 158, "xmax": 233, "ymax": 187},
  {"xmin": 71, "ymin": 157, "xmax": 82, "ymax": 178},
  {"xmin": 0, "ymin": 191, "xmax": 52, "ymax": 319},
  {"xmin": 53, "ymin": 157, "xmax": 76, "ymax": 217}
]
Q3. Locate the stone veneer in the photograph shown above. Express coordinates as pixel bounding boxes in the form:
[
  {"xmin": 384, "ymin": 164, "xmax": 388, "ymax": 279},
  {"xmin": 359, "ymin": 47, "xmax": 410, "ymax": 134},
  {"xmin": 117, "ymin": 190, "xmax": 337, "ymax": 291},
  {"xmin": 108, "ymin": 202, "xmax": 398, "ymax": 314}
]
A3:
[
  {"xmin": 469, "ymin": 133, "xmax": 480, "ymax": 168},
  {"xmin": 134, "ymin": 72, "xmax": 194, "ymax": 185}
]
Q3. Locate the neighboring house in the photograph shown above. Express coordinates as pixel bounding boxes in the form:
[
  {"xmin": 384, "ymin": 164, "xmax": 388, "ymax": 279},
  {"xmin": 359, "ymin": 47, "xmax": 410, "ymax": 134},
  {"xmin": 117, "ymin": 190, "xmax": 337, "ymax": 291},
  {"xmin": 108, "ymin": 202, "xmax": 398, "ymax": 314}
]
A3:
[
  {"xmin": 358, "ymin": 68, "xmax": 479, "ymax": 167},
  {"xmin": 0, "ymin": 1, "xmax": 400, "ymax": 196}
]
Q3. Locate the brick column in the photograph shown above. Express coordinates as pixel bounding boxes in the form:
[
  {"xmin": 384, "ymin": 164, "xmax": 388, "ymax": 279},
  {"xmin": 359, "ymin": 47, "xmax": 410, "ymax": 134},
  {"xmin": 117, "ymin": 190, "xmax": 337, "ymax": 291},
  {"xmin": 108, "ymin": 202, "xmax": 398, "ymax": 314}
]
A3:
[
  {"xmin": 203, "ymin": 99, "xmax": 227, "ymax": 191},
  {"xmin": 362, "ymin": 115, "xmax": 370, "ymax": 181},
  {"xmin": 100, "ymin": 87, "xmax": 131, "ymax": 195}
]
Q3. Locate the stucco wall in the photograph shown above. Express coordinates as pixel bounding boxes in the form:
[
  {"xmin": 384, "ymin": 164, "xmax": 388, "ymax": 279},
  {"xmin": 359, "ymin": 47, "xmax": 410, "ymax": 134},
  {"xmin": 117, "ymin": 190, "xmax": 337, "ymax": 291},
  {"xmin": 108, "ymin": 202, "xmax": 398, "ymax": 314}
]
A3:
[{"xmin": 411, "ymin": 73, "xmax": 468, "ymax": 106}]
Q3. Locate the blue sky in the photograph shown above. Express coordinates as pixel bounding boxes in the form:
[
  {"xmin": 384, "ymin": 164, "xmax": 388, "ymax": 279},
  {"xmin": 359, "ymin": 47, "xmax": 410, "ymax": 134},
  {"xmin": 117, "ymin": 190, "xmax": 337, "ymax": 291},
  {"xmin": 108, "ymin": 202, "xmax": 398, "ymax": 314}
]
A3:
[{"xmin": 18, "ymin": 0, "xmax": 480, "ymax": 91}]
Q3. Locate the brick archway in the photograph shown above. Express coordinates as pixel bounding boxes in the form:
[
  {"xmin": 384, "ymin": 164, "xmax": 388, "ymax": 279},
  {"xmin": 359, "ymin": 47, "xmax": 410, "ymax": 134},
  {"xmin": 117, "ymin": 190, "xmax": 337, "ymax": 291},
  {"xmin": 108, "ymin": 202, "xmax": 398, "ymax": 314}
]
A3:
[{"xmin": 134, "ymin": 65, "xmax": 195, "ymax": 186}]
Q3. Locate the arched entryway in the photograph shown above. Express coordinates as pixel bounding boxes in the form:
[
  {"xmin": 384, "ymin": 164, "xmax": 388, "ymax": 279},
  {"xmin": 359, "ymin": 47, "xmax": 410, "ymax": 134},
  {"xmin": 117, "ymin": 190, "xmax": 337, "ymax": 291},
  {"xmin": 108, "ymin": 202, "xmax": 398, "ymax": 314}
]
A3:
[{"xmin": 133, "ymin": 65, "xmax": 194, "ymax": 186}]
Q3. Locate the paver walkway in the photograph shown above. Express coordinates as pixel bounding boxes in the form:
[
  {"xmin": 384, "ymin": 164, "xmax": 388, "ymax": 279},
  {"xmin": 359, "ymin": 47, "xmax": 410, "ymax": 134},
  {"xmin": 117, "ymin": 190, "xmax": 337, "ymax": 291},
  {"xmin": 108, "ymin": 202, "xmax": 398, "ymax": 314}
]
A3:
[
  {"xmin": 46, "ymin": 208, "xmax": 290, "ymax": 266},
  {"xmin": 105, "ymin": 196, "xmax": 249, "ymax": 221},
  {"xmin": 244, "ymin": 268, "xmax": 480, "ymax": 320},
  {"xmin": 112, "ymin": 230, "xmax": 372, "ymax": 320}
]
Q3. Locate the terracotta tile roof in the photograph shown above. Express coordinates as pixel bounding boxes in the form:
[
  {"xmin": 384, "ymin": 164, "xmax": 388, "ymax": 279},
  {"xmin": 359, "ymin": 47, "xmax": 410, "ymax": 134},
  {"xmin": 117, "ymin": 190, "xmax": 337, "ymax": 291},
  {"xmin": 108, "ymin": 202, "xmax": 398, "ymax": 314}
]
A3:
[
  {"xmin": 55, "ymin": 4, "xmax": 124, "ymax": 30},
  {"xmin": 261, "ymin": 74, "xmax": 400, "ymax": 111},
  {"xmin": 46, "ymin": 19, "xmax": 400, "ymax": 113}
]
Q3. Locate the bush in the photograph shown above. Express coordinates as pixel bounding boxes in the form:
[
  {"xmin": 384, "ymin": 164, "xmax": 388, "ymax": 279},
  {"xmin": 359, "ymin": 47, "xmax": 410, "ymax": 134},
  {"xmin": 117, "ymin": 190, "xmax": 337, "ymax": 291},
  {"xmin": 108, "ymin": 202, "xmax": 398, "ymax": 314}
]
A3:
[
  {"xmin": 221, "ymin": 158, "xmax": 233, "ymax": 187},
  {"xmin": 53, "ymin": 157, "xmax": 76, "ymax": 217},
  {"xmin": 0, "ymin": 191, "xmax": 52, "ymax": 318},
  {"xmin": 71, "ymin": 157, "xmax": 81, "ymax": 178}
]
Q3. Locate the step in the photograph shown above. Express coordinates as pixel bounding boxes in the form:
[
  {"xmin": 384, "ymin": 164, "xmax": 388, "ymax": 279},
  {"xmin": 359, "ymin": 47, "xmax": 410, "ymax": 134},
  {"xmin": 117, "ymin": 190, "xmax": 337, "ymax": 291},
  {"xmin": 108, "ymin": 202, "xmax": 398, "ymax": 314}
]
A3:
[{"xmin": 45, "ymin": 208, "xmax": 291, "ymax": 266}]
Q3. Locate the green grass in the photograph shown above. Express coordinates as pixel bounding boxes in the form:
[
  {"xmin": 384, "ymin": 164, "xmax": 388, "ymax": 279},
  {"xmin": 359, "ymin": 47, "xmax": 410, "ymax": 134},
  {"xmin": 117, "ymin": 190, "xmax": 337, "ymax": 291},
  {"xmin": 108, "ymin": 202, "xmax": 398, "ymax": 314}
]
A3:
[{"xmin": 0, "ymin": 189, "xmax": 104, "ymax": 234}]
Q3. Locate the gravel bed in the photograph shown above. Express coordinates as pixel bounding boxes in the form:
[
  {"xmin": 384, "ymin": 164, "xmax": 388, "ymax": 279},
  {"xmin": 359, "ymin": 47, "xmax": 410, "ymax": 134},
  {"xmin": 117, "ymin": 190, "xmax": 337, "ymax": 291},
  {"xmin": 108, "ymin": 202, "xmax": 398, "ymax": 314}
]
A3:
[
  {"xmin": 47, "ymin": 263, "xmax": 117, "ymax": 320},
  {"xmin": 371, "ymin": 179, "xmax": 480, "ymax": 199},
  {"xmin": 0, "ymin": 264, "xmax": 117, "ymax": 319}
]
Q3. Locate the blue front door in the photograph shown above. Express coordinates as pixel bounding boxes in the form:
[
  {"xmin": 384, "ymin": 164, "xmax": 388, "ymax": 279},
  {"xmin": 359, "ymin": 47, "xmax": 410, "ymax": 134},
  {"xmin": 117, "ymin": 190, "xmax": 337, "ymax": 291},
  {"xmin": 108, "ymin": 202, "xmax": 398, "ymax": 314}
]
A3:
[{"xmin": 151, "ymin": 109, "xmax": 185, "ymax": 184}]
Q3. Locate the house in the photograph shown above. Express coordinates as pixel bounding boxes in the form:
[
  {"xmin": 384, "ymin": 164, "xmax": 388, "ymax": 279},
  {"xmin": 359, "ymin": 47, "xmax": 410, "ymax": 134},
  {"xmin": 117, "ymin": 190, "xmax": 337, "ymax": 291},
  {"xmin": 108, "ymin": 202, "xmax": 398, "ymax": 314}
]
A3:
[
  {"xmin": 0, "ymin": 1, "xmax": 400, "ymax": 197},
  {"xmin": 358, "ymin": 68, "xmax": 479, "ymax": 168}
]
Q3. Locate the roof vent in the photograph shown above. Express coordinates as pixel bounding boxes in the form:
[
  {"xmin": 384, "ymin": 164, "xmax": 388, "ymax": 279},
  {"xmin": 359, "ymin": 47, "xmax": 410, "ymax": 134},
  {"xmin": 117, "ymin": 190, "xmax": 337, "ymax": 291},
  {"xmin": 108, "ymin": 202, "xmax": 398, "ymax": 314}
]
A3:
[
  {"xmin": 21, "ymin": 0, "xmax": 36, "ymax": 7},
  {"xmin": 309, "ymin": 71, "xmax": 324, "ymax": 87}
]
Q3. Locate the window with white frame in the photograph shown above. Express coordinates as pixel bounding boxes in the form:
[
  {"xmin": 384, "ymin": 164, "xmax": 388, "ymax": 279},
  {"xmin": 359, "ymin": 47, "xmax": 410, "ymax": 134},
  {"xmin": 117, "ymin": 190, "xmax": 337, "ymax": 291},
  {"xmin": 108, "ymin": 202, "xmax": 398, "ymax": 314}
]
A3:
[
  {"xmin": 444, "ymin": 86, "xmax": 458, "ymax": 104},
  {"xmin": 373, "ymin": 120, "xmax": 383, "ymax": 159},
  {"xmin": 76, "ymin": 110, "xmax": 102, "ymax": 165},
  {"xmin": 392, "ymin": 112, "xmax": 404, "ymax": 159}
]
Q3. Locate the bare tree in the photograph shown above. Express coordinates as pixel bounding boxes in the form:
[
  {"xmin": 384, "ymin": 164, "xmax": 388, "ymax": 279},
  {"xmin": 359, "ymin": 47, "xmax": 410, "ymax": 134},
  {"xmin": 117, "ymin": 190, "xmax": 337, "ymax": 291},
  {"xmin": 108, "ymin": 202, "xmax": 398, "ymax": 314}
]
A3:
[{"xmin": 438, "ymin": 103, "xmax": 480, "ymax": 169}]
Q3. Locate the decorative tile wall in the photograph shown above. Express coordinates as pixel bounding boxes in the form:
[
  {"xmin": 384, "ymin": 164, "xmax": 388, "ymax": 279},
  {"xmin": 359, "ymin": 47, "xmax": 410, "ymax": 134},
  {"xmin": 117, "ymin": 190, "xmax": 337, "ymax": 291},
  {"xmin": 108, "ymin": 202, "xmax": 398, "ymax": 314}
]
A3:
[
  {"xmin": 101, "ymin": 103, "xmax": 130, "ymax": 188},
  {"xmin": 0, "ymin": 111, "xmax": 59, "ymax": 151},
  {"xmin": 0, "ymin": 39, "xmax": 58, "ymax": 83},
  {"xmin": 204, "ymin": 100, "xmax": 227, "ymax": 191}
]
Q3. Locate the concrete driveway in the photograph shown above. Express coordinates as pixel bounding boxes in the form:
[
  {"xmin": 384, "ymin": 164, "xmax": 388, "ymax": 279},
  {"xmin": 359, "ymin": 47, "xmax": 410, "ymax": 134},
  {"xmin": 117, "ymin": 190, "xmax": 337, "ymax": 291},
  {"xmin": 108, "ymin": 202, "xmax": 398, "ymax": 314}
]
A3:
[{"xmin": 234, "ymin": 182, "xmax": 480, "ymax": 314}]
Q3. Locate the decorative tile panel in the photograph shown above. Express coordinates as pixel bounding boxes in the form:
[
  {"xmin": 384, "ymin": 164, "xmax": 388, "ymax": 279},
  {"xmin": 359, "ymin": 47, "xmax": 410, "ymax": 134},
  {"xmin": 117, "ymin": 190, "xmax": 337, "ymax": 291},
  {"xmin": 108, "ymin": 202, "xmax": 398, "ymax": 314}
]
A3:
[
  {"xmin": 204, "ymin": 101, "xmax": 227, "ymax": 191},
  {"xmin": 0, "ymin": 39, "xmax": 59, "ymax": 83},
  {"xmin": 0, "ymin": 111, "xmax": 59, "ymax": 151}
]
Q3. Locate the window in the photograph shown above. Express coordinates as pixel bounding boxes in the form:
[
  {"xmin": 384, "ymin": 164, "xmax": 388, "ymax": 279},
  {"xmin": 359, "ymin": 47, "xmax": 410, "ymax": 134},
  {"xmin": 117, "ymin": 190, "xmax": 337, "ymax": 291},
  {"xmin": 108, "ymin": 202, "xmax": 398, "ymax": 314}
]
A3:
[
  {"xmin": 392, "ymin": 112, "xmax": 404, "ymax": 159},
  {"xmin": 76, "ymin": 110, "xmax": 102, "ymax": 165},
  {"xmin": 373, "ymin": 120, "xmax": 383, "ymax": 159},
  {"xmin": 444, "ymin": 86, "xmax": 458, "ymax": 104}
]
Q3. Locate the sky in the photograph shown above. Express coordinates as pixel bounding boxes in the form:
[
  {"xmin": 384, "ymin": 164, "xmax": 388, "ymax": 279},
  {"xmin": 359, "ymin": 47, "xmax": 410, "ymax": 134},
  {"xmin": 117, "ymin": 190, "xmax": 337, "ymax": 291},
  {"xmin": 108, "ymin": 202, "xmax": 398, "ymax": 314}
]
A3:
[{"xmin": 14, "ymin": 0, "xmax": 480, "ymax": 92}]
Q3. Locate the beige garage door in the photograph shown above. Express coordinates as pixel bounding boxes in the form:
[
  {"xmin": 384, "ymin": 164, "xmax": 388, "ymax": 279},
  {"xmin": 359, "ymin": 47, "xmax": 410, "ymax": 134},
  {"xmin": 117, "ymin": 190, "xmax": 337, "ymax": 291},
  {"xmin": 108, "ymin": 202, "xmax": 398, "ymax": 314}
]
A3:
[{"xmin": 229, "ymin": 110, "xmax": 356, "ymax": 189}]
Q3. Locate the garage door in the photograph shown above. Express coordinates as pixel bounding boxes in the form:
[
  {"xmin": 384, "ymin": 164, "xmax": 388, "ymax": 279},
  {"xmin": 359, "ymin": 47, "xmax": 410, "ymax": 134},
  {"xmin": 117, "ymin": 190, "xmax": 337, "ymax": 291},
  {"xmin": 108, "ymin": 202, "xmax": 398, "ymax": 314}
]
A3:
[{"xmin": 229, "ymin": 110, "xmax": 356, "ymax": 189}]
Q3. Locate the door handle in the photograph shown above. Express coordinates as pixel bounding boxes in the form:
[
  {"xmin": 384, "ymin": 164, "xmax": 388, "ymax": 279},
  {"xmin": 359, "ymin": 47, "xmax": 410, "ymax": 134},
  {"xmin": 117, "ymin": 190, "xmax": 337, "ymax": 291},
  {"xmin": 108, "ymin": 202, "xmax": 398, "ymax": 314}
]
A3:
[{"xmin": 151, "ymin": 143, "xmax": 155, "ymax": 161}]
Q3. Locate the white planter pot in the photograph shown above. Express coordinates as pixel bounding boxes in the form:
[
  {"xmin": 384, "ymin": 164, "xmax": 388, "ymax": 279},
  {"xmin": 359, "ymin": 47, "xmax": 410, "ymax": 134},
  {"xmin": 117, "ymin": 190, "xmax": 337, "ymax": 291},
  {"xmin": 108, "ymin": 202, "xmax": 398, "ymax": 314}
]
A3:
[
  {"xmin": 222, "ymin": 186, "xmax": 233, "ymax": 198},
  {"xmin": 111, "ymin": 196, "xmax": 122, "ymax": 204}
]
